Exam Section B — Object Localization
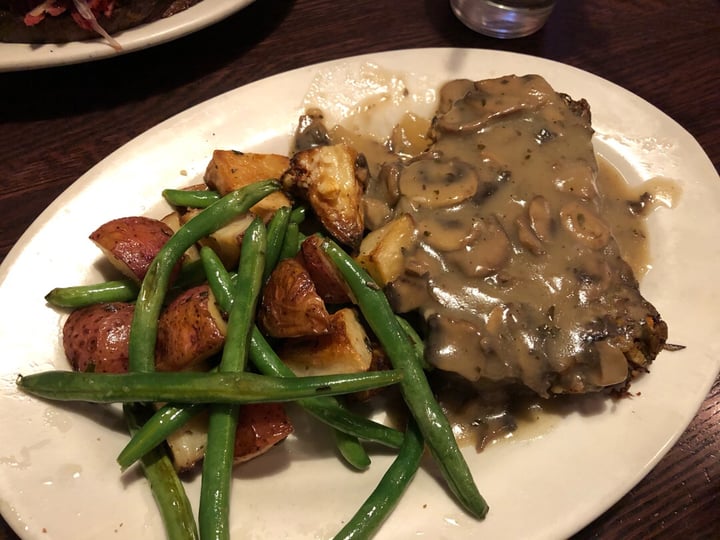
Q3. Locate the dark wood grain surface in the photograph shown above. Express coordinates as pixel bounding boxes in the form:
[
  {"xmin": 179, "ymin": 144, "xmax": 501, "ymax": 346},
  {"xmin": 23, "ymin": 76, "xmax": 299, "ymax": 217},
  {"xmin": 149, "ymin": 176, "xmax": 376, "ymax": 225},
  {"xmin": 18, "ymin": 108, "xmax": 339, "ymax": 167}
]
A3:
[{"xmin": 1, "ymin": 0, "xmax": 718, "ymax": 538}]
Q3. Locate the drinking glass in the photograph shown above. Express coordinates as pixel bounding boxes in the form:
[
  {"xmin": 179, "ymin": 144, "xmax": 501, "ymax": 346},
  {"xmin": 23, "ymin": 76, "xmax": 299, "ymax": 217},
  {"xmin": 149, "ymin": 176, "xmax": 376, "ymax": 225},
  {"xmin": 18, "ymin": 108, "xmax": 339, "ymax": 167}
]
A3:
[{"xmin": 450, "ymin": 0, "xmax": 556, "ymax": 38}]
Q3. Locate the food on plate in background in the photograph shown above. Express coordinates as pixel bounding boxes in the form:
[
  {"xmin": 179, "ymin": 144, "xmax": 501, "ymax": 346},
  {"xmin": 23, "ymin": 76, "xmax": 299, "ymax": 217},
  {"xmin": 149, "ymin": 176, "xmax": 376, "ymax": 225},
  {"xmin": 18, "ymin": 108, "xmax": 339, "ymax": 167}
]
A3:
[{"xmin": 0, "ymin": 0, "xmax": 202, "ymax": 49}]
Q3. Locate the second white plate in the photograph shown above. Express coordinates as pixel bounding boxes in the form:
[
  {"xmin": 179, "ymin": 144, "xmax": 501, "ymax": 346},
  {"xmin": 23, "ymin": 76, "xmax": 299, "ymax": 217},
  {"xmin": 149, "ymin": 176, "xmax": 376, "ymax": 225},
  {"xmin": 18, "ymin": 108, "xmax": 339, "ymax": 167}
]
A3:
[{"xmin": 0, "ymin": 0, "xmax": 255, "ymax": 72}]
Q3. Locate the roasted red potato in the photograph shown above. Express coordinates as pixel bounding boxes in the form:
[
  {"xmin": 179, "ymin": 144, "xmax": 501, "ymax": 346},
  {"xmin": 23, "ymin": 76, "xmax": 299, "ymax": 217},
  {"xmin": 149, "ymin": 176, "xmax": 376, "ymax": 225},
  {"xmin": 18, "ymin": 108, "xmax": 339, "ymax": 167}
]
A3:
[
  {"xmin": 258, "ymin": 257, "xmax": 331, "ymax": 338},
  {"xmin": 62, "ymin": 302, "xmax": 134, "ymax": 373},
  {"xmin": 356, "ymin": 213, "xmax": 417, "ymax": 287},
  {"xmin": 166, "ymin": 403, "xmax": 293, "ymax": 472},
  {"xmin": 165, "ymin": 408, "xmax": 209, "ymax": 473},
  {"xmin": 299, "ymin": 235, "xmax": 352, "ymax": 304},
  {"xmin": 278, "ymin": 308, "xmax": 373, "ymax": 376},
  {"xmin": 179, "ymin": 208, "xmax": 256, "ymax": 270},
  {"xmin": 203, "ymin": 150, "xmax": 293, "ymax": 222},
  {"xmin": 281, "ymin": 143, "xmax": 366, "ymax": 249},
  {"xmin": 155, "ymin": 284, "xmax": 227, "ymax": 372},
  {"xmin": 89, "ymin": 216, "xmax": 180, "ymax": 283},
  {"xmin": 233, "ymin": 403, "xmax": 294, "ymax": 464}
]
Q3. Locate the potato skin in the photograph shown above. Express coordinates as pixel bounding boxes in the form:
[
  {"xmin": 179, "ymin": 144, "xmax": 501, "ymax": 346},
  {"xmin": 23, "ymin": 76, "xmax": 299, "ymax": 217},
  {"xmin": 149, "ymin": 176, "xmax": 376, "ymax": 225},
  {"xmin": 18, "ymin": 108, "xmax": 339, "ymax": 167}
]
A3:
[
  {"xmin": 155, "ymin": 284, "xmax": 227, "ymax": 372},
  {"xmin": 62, "ymin": 302, "xmax": 134, "ymax": 373},
  {"xmin": 233, "ymin": 403, "xmax": 293, "ymax": 464},
  {"xmin": 258, "ymin": 257, "xmax": 331, "ymax": 338},
  {"xmin": 90, "ymin": 216, "xmax": 179, "ymax": 283},
  {"xmin": 299, "ymin": 235, "xmax": 351, "ymax": 304}
]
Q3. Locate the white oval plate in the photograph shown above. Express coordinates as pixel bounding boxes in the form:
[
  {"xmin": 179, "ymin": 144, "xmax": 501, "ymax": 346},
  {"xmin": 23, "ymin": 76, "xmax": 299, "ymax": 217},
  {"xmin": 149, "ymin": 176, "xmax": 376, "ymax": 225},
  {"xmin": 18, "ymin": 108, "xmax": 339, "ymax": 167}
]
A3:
[
  {"xmin": 0, "ymin": 48, "xmax": 718, "ymax": 540},
  {"xmin": 0, "ymin": 0, "xmax": 254, "ymax": 72}
]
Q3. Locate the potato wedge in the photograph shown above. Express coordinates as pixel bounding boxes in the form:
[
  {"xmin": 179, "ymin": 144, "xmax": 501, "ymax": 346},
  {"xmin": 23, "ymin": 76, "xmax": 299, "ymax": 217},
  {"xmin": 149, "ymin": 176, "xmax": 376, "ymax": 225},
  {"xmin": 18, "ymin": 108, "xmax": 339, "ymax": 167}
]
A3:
[
  {"xmin": 281, "ymin": 143, "xmax": 366, "ymax": 248},
  {"xmin": 258, "ymin": 257, "xmax": 331, "ymax": 338},
  {"xmin": 180, "ymin": 208, "xmax": 256, "ymax": 270},
  {"xmin": 89, "ymin": 216, "xmax": 179, "ymax": 282},
  {"xmin": 278, "ymin": 308, "xmax": 373, "ymax": 376},
  {"xmin": 356, "ymin": 213, "xmax": 417, "ymax": 286},
  {"xmin": 204, "ymin": 150, "xmax": 292, "ymax": 222},
  {"xmin": 161, "ymin": 211, "xmax": 201, "ymax": 264},
  {"xmin": 63, "ymin": 302, "xmax": 134, "ymax": 373},
  {"xmin": 155, "ymin": 284, "xmax": 227, "ymax": 372},
  {"xmin": 166, "ymin": 403, "xmax": 293, "ymax": 471},
  {"xmin": 165, "ymin": 408, "xmax": 210, "ymax": 473},
  {"xmin": 299, "ymin": 235, "xmax": 352, "ymax": 304}
]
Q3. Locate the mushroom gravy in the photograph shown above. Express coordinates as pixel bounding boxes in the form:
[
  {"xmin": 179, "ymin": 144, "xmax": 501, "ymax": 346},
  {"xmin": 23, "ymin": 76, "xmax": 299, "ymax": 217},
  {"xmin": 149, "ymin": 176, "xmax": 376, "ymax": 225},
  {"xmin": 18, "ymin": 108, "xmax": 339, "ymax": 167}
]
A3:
[
  {"xmin": 361, "ymin": 75, "xmax": 667, "ymax": 398},
  {"xmin": 297, "ymin": 73, "xmax": 671, "ymax": 446}
]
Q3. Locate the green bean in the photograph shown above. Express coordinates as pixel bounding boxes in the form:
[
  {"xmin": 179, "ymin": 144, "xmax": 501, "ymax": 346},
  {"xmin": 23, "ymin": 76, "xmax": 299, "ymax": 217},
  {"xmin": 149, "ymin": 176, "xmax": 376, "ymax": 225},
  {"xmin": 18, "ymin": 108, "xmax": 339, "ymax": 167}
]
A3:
[
  {"xmin": 129, "ymin": 180, "xmax": 280, "ymax": 372},
  {"xmin": 200, "ymin": 217, "xmax": 266, "ymax": 540},
  {"xmin": 162, "ymin": 189, "xmax": 221, "ymax": 208},
  {"xmin": 289, "ymin": 205, "xmax": 307, "ymax": 224},
  {"xmin": 44, "ymin": 259, "xmax": 208, "ymax": 309},
  {"xmin": 333, "ymin": 419, "xmax": 424, "ymax": 540},
  {"xmin": 278, "ymin": 220, "xmax": 300, "ymax": 261},
  {"xmin": 200, "ymin": 246, "xmax": 234, "ymax": 311},
  {"xmin": 16, "ymin": 370, "xmax": 402, "ymax": 404},
  {"xmin": 45, "ymin": 280, "xmax": 139, "ymax": 308},
  {"xmin": 172, "ymin": 259, "xmax": 210, "ymax": 290},
  {"xmin": 264, "ymin": 206, "xmax": 292, "ymax": 281},
  {"xmin": 294, "ymin": 396, "xmax": 403, "ymax": 449},
  {"xmin": 201, "ymin": 246, "xmax": 236, "ymax": 311},
  {"xmin": 123, "ymin": 403, "xmax": 199, "ymax": 540},
  {"xmin": 117, "ymin": 402, "xmax": 205, "ymax": 470},
  {"xmin": 207, "ymin": 224, "xmax": 264, "ymax": 371},
  {"xmin": 333, "ymin": 428, "xmax": 371, "ymax": 471},
  {"xmin": 394, "ymin": 315, "xmax": 431, "ymax": 371},
  {"xmin": 320, "ymin": 237, "xmax": 489, "ymax": 520},
  {"xmin": 221, "ymin": 219, "xmax": 266, "ymax": 361}
]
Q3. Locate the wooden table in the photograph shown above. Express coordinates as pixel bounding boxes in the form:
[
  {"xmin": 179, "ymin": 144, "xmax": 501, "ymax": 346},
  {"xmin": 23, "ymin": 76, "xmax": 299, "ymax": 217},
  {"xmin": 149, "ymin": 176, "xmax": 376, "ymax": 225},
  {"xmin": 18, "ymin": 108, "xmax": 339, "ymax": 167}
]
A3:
[{"xmin": 1, "ymin": 0, "xmax": 718, "ymax": 538}]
